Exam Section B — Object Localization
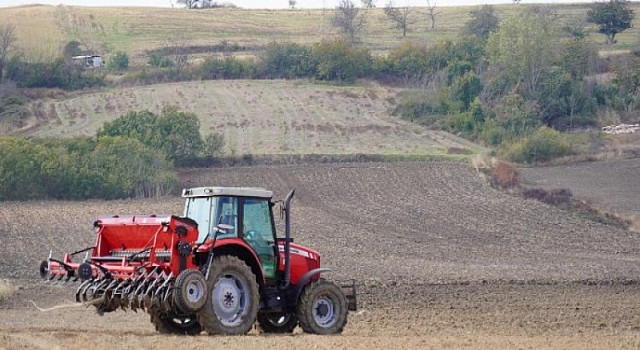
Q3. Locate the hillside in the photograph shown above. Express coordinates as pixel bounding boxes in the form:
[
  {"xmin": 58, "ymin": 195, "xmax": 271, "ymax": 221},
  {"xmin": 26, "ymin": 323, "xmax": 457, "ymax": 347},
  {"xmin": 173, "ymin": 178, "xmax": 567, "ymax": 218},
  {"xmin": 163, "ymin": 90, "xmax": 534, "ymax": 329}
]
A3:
[
  {"xmin": 18, "ymin": 80, "xmax": 483, "ymax": 155},
  {"xmin": 1, "ymin": 3, "xmax": 639, "ymax": 64}
]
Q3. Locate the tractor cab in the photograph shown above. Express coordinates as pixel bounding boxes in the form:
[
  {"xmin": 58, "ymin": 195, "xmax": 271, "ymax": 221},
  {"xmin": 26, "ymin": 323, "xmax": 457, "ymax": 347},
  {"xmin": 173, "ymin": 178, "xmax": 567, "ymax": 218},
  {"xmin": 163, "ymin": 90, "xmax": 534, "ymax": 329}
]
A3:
[{"xmin": 182, "ymin": 187, "xmax": 278, "ymax": 278}]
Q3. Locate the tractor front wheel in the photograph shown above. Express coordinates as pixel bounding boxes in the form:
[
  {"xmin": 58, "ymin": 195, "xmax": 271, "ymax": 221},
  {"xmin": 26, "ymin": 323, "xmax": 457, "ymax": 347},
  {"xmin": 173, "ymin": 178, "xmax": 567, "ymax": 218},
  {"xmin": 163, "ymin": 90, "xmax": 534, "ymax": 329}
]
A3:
[
  {"xmin": 149, "ymin": 308, "xmax": 202, "ymax": 335},
  {"xmin": 198, "ymin": 255, "xmax": 259, "ymax": 335},
  {"xmin": 257, "ymin": 311, "xmax": 298, "ymax": 333},
  {"xmin": 297, "ymin": 279, "xmax": 348, "ymax": 335}
]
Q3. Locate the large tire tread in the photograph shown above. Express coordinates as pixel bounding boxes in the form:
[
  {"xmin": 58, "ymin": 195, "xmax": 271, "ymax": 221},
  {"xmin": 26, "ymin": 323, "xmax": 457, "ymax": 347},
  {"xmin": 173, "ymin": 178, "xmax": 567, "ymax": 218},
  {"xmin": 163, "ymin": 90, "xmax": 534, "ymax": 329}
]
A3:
[
  {"xmin": 257, "ymin": 312, "xmax": 298, "ymax": 333},
  {"xmin": 297, "ymin": 279, "xmax": 348, "ymax": 335},
  {"xmin": 149, "ymin": 308, "xmax": 202, "ymax": 335},
  {"xmin": 198, "ymin": 255, "xmax": 260, "ymax": 335}
]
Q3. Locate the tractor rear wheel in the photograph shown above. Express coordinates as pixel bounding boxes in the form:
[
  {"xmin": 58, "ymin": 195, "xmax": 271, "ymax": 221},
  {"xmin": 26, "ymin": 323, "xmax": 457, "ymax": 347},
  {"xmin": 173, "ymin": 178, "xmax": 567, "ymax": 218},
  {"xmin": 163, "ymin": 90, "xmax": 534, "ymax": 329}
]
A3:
[
  {"xmin": 149, "ymin": 308, "xmax": 202, "ymax": 335},
  {"xmin": 297, "ymin": 279, "xmax": 348, "ymax": 335},
  {"xmin": 257, "ymin": 312, "xmax": 297, "ymax": 333},
  {"xmin": 198, "ymin": 255, "xmax": 259, "ymax": 335}
]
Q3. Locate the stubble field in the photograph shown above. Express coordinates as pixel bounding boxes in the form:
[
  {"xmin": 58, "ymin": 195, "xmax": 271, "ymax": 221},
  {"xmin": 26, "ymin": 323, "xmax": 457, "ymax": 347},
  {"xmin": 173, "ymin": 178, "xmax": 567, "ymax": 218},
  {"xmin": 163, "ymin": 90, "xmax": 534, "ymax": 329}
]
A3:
[
  {"xmin": 18, "ymin": 80, "xmax": 483, "ymax": 156},
  {"xmin": 1, "ymin": 161, "xmax": 640, "ymax": 349}
]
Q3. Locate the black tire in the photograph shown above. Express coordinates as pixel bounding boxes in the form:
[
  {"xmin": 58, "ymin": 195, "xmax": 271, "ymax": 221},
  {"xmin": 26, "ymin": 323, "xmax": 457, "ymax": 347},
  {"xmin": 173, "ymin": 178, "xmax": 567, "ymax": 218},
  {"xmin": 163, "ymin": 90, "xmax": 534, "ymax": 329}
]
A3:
[
  {"xmin": 257, "ymin": 312, "xmax": 298, "ymax": 333},
  {"xmin": 198, "ymin": 255, "xmax": 259, "ymax": 335},
  {"xmin": 297, "ymin": 279, "xmax": 348, "ymax": 335},
  {"xmin": 149, "ymin": 308, "xmax": 202, "ymax": 335},
  {"xmin": 174, "ymin": 269, "xmax": 208, "ymax": 314}
]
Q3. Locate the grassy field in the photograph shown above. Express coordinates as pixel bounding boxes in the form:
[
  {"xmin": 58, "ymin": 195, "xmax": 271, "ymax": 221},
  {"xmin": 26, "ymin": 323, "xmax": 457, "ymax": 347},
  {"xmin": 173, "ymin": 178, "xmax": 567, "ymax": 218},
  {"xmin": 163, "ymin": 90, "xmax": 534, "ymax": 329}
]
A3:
[
  {"xmin": 18, "ymin": 80, "xmax": 483, "ymax": 156},
  {"xmin": 1, "ymin": 3, "xmax": 639, "ymax": 63}
]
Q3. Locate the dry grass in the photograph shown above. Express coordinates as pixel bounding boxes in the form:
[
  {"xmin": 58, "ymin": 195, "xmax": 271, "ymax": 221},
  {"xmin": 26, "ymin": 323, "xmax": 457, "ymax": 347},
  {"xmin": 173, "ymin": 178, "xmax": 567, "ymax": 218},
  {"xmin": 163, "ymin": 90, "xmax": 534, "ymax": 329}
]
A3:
[
  {"xmin": 0, "ymin": 279, "xmax": 15, "ymax": 303},
  {"xmin": 1, "ymin": 3, "xmax": 640, "ymax": 62},
  {"xmin": 18, "ymin": 80, "xmax": 483, "ymax": 156},
  {"xmin": 471, "ymin": 155, "xmax": 520, "ymax": 190}
]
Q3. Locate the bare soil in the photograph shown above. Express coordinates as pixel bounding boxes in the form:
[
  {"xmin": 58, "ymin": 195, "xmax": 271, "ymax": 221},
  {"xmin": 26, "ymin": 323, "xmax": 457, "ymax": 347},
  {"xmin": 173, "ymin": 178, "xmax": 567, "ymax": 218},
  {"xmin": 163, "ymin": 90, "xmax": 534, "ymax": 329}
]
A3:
[
  {"xmin": 521, "ymin": 158, "xmax": 640, "ymax": 220},
  {"xmin": 1, "ymin": 161, "xmax": 640, "ymax": 349}
]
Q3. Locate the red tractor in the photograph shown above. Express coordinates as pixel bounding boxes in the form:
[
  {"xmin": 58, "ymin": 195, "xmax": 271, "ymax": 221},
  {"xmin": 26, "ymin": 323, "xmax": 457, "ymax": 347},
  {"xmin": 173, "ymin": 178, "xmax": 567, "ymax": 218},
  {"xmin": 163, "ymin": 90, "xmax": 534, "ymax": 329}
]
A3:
[{"xmin": 40, "ymin": 188, "xmax": 356, "ymax": 335}]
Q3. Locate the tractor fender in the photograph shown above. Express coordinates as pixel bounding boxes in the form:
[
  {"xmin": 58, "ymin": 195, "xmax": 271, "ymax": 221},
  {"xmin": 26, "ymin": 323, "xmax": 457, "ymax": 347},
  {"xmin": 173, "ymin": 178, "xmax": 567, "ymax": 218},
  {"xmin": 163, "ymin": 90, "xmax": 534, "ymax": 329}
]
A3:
[{"xmin": 293, "ymin": 267, "xmax": 331, "ymax": 302}]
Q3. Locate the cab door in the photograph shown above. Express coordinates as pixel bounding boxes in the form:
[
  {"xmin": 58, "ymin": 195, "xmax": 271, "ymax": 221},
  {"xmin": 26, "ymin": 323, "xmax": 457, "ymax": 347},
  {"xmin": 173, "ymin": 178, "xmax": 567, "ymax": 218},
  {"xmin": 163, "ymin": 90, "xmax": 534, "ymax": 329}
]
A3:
[{"xmin": 240, "ymin": 198, "xmax": 277, "ymax": 279}]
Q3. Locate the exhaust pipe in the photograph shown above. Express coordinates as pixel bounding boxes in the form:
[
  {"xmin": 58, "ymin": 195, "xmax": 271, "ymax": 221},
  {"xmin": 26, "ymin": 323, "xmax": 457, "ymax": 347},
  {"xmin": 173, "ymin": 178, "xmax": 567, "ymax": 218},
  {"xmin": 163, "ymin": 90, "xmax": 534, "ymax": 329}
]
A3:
[{"xmin": 283, "ymin": 189, "xmax": 295, "ymax": 288}]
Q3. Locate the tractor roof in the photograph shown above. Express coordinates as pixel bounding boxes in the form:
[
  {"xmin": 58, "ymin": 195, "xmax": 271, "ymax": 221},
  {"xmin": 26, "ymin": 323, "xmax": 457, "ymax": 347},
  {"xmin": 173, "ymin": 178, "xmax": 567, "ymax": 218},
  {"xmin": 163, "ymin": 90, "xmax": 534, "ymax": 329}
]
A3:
[{"xmin": 181, "ymin": 187, "xmax": 273, "ymax": 199}]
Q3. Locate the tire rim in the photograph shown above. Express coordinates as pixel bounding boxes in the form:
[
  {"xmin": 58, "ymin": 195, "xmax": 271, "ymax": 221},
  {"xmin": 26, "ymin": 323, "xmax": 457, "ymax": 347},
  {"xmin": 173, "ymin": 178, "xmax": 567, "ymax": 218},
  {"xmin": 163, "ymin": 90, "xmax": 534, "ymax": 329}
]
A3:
[
  {"xmin": 186, "ymin": 279, "xmax": 205, "ymax": 304},
  {"xmin": 212, "ymin": 272, "xmax": 250, "ymax": 327},
  {"xmin": 312, "ymin": 296, "xmax": 337, "ymax": 328}
]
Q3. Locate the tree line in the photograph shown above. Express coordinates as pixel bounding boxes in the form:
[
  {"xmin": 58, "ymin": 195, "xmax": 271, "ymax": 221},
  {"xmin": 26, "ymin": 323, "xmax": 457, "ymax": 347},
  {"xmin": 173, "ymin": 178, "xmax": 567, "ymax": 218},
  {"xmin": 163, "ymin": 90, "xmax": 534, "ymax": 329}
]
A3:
[{"xmin": 0, "ymin": 107, "xmax": 224, "ymax": 201}]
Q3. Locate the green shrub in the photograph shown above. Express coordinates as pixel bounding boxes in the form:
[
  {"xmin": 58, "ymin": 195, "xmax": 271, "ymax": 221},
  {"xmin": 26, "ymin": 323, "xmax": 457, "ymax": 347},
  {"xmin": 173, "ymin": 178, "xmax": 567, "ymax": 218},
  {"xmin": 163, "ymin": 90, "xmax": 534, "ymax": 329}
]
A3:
[
  {"xmin": 203, "ymin": 133, "xmax": 225, "ymax": 157},
  {"xmin": 501, "ymin": 126, "xmax": 575, "ymax": 164},
  {"xmin": 98, "ymin": 106, "xmax": 207, "ymax": 163},
  {"xmin": 148, "ymin": 53, "xmax": 174, "ymax": 68},
  {"xmin": 312, "ymin": 39, "xmax": 372, "ymax": 82},
  {"xmin": 197, "ymin": 56, "xmax": 258, "ymax": 80},
  {"xmin": 261, "ymin": 42, "xmax": 316, "ymax": 79},
  {"xmin": 5, "ymin": 57, "xmax": 104, "ymax": 90},
  {"xmin": 478, "ymin": 118, "xmax": 504, "ymax": 146},
  {"xmin": 392, "ymin": 91, "xmax": 444, "ymax": 123},
  {"xmin": 383, "ymin": 43, "xmax": 430, "ymax": 83},
  {"xmin": 0, "ymin": 136, "xmax": 175, "ymax": 200},
  {"xmin": 107, "ymin": 51, "xmax": 130, "ymax": 71}
]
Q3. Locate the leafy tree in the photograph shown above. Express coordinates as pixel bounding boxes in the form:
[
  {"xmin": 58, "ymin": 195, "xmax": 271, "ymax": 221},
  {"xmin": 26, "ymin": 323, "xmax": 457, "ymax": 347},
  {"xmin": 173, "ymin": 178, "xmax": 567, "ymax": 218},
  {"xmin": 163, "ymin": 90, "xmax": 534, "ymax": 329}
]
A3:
[
  {"xmin": 464, "ymin": 5, "xmax": 500, "ymax": 39},
  {"xmin": 384, "ymin": 2, "xmax": 413, "ymax": 37},
  {"xmin": 0, "ymin": 24, "xmax": 16, "ymax": 83},
  {"xmin": 587, "ymin": 0, "xmax": 634, "ymax": 45},
  {"xmin": 289, "ymin": 0, "xmax": 296, "ymax": 9},
  {"xmin": 98, "ymin": 106, "xmax": 209, "ymax": 163},
  {"xmin": 332, "ymin": 0, "xmax": 366, "ymax": 43},
  {"xmin": 485, "ymin": 9, "xmax": 563, "ymax": 97}
]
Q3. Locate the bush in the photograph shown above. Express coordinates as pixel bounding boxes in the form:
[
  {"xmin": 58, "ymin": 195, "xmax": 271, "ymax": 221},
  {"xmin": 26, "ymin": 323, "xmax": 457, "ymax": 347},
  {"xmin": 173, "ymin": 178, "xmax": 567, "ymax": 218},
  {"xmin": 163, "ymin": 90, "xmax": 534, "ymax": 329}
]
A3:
[
  {"xmin": 382, "ymin": 43, "xmax": 430, "ymax": 84},
  {"xmin": 98, "ymin": 106, "xmax": 215, "ymax": 164},
  {"xmin": 261, "ymin": 42, "xmax": 316, "ymax": 79},
  {"xmin": 5, "ymin": 57, "xmax": 104, "ymax": 90},
  {"xmin": 312, "ymin": 39, "xmax": 372, "ymax": 82},
  {"xmin": 107, "ymin": 51, "xmax": 130, "ymax": 71},
  {"xmin": 501, "ymin": 126, "xmax": 575, "ymax": 164},
  {"xmin": 0, "ymin": 136, "xmax": 175, "ymax": 200},
  {"xmin": 148, "ymin": 53, "xmax": 174, "ymax": 68},
  {"xmin": 392, "ymin": 91, "xmax": 444, "ymax": 123},
  {"xmin": 196, "ymin": 56, "xmax": 259, "ymax": 80},
  {"xmin": 203, "ymin": 133, "xmax": 225, "ymax": 157},
  {"xmin": 489, "ymin": 160, "xmax": 520, "ymax": 189}
]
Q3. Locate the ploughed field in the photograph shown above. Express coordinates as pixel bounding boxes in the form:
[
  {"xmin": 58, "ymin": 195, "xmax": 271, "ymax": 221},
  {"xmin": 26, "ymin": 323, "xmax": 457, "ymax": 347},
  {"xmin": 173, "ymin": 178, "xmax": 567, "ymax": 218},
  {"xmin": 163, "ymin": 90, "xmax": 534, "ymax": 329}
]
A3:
[
  {"xmin": 521, "ymin": 158, "xmax": 640, "ymax": 221},
  {"xmin": 2, "ymin": 162, "xmax": 640, "ymax": 349}
]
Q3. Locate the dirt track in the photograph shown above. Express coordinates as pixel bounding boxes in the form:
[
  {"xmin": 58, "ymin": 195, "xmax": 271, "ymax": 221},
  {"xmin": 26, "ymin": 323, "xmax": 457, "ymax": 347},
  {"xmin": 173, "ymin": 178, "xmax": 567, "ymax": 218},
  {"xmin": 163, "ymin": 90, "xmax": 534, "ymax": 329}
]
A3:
[{"xmin": 2, "ymin": 161, "xmax": 640, "ymax": 349}]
